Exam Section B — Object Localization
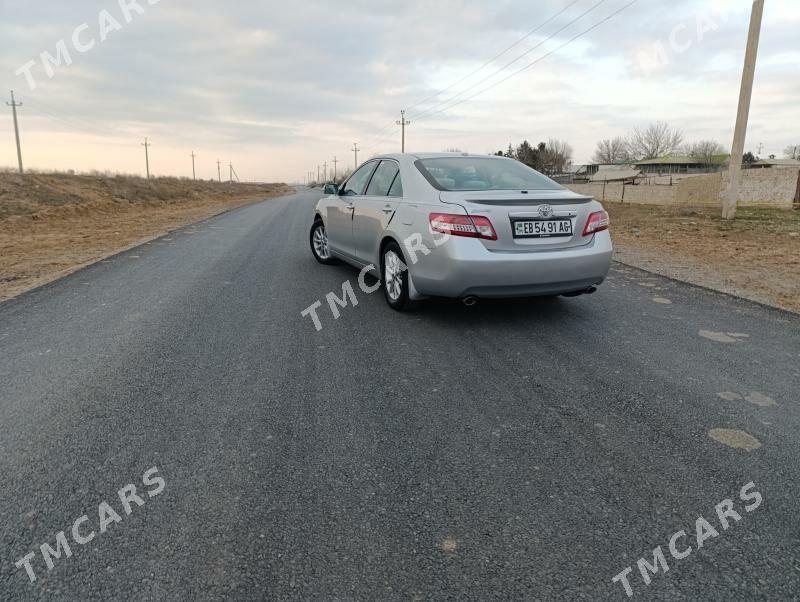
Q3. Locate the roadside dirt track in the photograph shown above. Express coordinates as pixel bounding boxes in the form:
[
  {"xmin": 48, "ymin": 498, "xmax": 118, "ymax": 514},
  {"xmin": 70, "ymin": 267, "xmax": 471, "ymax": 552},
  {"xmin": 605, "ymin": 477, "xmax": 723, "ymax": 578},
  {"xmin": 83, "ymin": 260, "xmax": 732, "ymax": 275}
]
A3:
[{"xmin": 0, "ymin": 173, "xmax": 291, "ymax": 300}]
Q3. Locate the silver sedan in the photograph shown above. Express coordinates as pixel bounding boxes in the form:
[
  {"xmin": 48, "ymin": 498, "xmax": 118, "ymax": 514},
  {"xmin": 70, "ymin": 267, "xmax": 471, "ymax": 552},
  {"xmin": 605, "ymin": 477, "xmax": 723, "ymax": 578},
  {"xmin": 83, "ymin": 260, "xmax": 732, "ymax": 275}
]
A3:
[{"xmin": 310, "ymin": 153, "xmax": 612, "ymax": 310}]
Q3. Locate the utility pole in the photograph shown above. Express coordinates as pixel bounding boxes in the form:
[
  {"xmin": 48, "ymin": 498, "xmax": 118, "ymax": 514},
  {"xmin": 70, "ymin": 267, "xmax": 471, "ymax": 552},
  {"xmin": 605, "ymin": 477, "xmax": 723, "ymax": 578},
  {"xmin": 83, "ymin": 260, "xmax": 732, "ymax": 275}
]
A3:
[
  {"xmin": 217, "ymin": 159, "xmax": 222, "ymax": 183},
  {"xmin": 317, "ymin": 165, "xmax": 320, "ymax": 182},
  {"xmin": 6, "ymin": 91, "xmax": 23, "ymax": 174},
  {"xmin": 190, "ymin": 151, "xmax": 196, "ymax": 180},
  {"xmin": 723, "ymin": 0, "xmax": 764, "ymax": 220},
  {"xmin": 332, "ymin": 156, "xmax": 339, "ymax": 181},
  {"xmin": 396, "ymin": 109, "xmax": 411, "ymax": 153},
  {"xmin": 352, "ymin": 142, "xmax": 360, "ymax": 169},
  {"xmin": 323, "ymin": 161, "xmax": 328, "ymax": 182},
  {"xmin": 141, "ymin": 138, "xmax": 151, "ymax": 179},
  {"xmin": 757, "ymin": 142, "xmax": 764, "ymax": 156},
  {"xmin": 795, "ymin": 169, "xmax": 800, "ymax": 210},
  {"xmin": 230, "ymin": 163, "xmax": 239, "ymax": 183},
  {"xmin": 229, "ymin": 162, "xmax": 233, "ymax": 183}
]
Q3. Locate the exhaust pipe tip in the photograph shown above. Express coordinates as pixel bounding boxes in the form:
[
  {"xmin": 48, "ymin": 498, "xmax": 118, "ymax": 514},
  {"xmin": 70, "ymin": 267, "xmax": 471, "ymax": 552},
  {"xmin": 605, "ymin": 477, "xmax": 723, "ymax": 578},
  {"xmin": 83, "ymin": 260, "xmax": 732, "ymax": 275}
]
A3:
[
  {"xmin": 462, "ymin": 296, "xmax": 479, "ymax": 307},
  {"xmin": 561, "ymin": 286, "xmax": 598, "ymax": 298}
]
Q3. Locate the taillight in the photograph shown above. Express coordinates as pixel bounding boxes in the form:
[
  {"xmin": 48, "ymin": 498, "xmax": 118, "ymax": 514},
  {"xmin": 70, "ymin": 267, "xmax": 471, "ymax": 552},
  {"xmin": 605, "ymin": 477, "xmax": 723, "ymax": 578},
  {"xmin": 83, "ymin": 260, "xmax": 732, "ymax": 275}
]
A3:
[
  {"xmin": 583, "ymin": 210, "xmax": 610, "ymax": 236},
  {"xmin": 429, "ymin": 213, "xmax": 497, "ymax": 241}
]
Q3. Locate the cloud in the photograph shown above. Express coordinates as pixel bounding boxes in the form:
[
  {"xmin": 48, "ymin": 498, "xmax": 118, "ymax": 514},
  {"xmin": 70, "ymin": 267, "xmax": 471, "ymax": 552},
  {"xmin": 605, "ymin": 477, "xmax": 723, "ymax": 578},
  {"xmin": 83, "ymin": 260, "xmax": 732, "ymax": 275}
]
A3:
[{"xmin": 0, "ymin": 0, "xmax": 797, "ymax": 179}]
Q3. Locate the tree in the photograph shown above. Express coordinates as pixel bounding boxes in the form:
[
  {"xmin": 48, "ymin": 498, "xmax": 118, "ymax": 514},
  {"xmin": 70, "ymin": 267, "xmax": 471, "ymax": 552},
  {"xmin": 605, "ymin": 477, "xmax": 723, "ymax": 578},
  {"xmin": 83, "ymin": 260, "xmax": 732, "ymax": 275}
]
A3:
[
  {"xmin": 542, "ymin": 138, "xmax": 573, "ymax": 174},
  {"xmin": 687, "ymin": 140, "xmax": 727, "ymax": 166},
  {"xmin": 785, "ymin": 144, "xmax": 800, "ymax": 160},
  {"xmin": 592, "ymin": 137, "xmax": 630, "ymax": 164},
  {"xmin": 516, "ymin": 140, "xmax": 539, "ymax": 170},
  {"xmin": 627, "ymin": 122, "xmax": 684, "ymax": 160},
  {"xmin": 510, "ymin": 140, "xmax": 574, "ymax": 173},
  {"xmin": 742, "ymin": 151, "xmax": 757, "ymax": 165}
]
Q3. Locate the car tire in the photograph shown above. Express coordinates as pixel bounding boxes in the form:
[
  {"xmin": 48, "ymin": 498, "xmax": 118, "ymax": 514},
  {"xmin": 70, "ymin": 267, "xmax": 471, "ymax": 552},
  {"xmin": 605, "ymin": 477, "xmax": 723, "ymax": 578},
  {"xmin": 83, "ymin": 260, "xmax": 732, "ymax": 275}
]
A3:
[
  {"xmin": 310, "ymin": 219, "xmax": 336, "ymax": 265},
  {"xmin": 381, "ymin": 241, "xmax": 413, "ymax": 311}
]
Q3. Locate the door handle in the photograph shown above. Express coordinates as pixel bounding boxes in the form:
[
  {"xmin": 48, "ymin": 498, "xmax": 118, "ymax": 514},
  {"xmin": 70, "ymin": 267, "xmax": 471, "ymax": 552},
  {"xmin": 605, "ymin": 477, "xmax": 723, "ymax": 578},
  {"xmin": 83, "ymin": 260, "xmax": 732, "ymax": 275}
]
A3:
[{"xmin": 382, "ymin": 207, "xmax": 394, "ymax": 214}]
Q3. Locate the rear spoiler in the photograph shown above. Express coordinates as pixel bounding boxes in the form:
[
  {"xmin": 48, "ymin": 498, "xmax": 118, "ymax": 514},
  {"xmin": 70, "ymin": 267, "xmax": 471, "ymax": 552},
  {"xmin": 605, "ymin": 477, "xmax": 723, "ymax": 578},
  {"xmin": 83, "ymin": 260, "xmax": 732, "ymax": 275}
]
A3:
[{"xmin": 456, "ymin": 195, "xmax": 593, "ymax": 206}]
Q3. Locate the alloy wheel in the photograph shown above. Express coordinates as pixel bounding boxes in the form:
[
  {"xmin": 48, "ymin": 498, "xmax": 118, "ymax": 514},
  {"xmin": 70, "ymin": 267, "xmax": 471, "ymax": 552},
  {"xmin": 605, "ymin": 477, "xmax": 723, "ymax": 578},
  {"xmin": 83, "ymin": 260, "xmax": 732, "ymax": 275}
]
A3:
[
  {"xmin": 313, "ymin": 225, "xmax": 330, "ymax": 260},
  {"xmin": 384, "ymin": 250, "xmax": 403, "ymax": 301}
]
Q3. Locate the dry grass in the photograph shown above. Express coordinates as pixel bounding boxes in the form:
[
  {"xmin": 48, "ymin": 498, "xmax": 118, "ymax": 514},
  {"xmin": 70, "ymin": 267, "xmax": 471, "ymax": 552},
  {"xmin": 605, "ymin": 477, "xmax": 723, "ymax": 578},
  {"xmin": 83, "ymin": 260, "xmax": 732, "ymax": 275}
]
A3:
[
  {"xmin": 0, "ymin": 173, "xmax": 292, "ymax": 301},
  {"xmin": 607, "ymin": 202, "xmax": 800, "ymax": 313},
  {"xmin": 0, "ymin": 172, "xmax": 287, "ymax": 220}
]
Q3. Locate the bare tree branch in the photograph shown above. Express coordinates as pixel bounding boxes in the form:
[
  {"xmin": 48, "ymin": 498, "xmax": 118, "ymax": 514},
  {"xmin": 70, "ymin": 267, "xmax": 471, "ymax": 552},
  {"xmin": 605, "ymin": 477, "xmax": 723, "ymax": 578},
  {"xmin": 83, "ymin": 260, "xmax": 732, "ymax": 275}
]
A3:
[
  {"xmin": 627, "ymin": 122, "xmax": 684, "ymax": 160},
  {"xmin": 784, "ymin": 144, "xmax": 800, "ymax": 160},
  {"xmin": 592, "ymin": 137, "xmax": 629, "ymax": 164},
  {"xmin": 687, "ymin": 140, "xmax": 727, "ymax": 166}
]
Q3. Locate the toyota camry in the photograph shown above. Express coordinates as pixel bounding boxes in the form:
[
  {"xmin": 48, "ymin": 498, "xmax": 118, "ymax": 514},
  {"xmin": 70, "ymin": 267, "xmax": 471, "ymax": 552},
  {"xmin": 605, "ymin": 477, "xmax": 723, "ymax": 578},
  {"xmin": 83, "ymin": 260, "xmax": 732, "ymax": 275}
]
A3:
[{"xmin": 309, "ymin": 153, "xmax": 612, "ymax": 310}]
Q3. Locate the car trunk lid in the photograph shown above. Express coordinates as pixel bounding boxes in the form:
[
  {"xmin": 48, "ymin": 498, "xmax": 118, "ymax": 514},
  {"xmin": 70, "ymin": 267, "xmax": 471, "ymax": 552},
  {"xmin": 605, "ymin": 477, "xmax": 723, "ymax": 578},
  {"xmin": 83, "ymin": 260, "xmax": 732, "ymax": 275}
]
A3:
[{"xmin": 439, "ymin": 189, "xmax": 595, "ymax": 252}]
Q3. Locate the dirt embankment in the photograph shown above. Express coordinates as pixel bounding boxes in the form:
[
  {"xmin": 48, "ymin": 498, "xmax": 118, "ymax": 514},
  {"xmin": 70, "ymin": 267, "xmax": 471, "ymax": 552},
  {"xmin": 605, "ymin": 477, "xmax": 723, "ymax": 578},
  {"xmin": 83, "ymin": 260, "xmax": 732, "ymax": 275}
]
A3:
[
  {"xmin": 606, "ymin": 202, "xmax": 800, "ymax": 313},
  {"xmin": 0, "ymin": 173, "xmax": 292, "ymax": 300}
]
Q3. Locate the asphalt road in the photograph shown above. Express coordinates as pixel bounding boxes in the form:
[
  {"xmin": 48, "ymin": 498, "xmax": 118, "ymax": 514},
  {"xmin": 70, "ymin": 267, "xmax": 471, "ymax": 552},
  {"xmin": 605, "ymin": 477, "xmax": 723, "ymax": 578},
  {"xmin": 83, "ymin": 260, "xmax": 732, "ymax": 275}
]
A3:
[{"xmin": 1, "ymin": 188, "xmax": 799, "ymax": 601}]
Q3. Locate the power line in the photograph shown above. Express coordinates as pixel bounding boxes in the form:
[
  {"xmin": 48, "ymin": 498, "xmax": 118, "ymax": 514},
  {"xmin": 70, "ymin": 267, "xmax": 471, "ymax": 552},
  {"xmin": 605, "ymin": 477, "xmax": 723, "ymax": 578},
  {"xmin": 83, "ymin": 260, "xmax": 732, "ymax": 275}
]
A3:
[
  {"xmin": 364, "ymin": 0, "xmax": 634, "ymax": 152},
  {"xmin": 360, "ymin": 0, "xmax": 586, "ymax": 150},
  {"xmin": 6, "ymin": 91, "xmax": 24, "ymax": 174},
  {"xmin": 415, "ymin": 0, "xmax": 639, "ymax": 123},
  {"xmin": 24, "ymin": 104, "xmax": 125, "ymax": 145},
  {"xmin": 405, "ymin": 0, "xmax": 583, "ymax": 115},
  {"xmin": 411, "ymin": 0, "xmax": 610, "ymax": 122},
  {"xmin": 361, "ymin": 118, "xmax": 403, "ymax": 150},
  {"xmin": 23, "ymin": 99, "xmax": 123, "ymax": 139},
  {"xmin": 361, "ymin": 0, "xmax": 606, "ymax": 152}
]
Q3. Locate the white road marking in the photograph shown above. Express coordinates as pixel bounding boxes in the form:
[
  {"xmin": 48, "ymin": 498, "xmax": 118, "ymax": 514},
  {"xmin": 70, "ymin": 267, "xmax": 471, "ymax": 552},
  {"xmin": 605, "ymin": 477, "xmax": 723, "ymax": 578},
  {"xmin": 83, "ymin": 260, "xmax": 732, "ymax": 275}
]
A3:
[
  {"xmin": 708, "ymin": 428, "xmax": 762, "ymax": 451},
  {"xmin": 744, "ymin": 392, "xmax": 778, "ymax": 407},
  {"xmin": 699, "ymin": 331, "xmax": 741, "ymax": 344}
]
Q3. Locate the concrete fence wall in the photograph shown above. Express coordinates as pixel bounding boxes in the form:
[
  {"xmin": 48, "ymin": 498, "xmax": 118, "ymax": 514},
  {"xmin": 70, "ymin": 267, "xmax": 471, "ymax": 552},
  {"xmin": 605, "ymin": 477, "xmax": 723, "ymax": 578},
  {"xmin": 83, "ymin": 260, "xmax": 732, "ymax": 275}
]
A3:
[{"xmin": 567, "ymin": 169, "xmax": 799, "ymax": 208}]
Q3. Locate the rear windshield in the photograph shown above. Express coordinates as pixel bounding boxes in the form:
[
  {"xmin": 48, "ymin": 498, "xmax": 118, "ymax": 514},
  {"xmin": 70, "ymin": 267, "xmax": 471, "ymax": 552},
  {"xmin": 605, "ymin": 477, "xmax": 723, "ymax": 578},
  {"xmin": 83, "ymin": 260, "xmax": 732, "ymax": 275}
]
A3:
[{"xmin": 416, "ymin": 157, "xmax": 563, "ymax": 192}]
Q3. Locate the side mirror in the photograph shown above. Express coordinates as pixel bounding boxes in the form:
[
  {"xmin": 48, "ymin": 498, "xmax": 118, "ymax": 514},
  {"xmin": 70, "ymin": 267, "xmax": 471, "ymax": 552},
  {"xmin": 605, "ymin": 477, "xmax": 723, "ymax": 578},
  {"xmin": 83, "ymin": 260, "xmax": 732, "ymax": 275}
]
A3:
[{"xmin": 323, "ymin": 183, "xmax": 339, "ymax": 195}]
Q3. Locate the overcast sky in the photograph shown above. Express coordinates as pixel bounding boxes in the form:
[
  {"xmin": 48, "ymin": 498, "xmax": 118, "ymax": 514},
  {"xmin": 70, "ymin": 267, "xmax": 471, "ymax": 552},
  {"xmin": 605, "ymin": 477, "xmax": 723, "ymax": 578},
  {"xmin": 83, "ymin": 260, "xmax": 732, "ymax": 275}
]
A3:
[{"xmin": 0, "ymin": 0, "xmax": 797, "ymax": 182}]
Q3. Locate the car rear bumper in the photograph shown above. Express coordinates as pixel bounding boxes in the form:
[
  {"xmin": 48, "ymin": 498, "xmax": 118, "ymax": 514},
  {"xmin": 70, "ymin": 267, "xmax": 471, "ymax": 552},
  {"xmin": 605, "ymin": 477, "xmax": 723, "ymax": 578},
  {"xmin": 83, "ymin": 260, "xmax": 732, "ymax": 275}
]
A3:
[{"xmin": 410, "ymin": 232, "xmax": 613, "ymax": 299}]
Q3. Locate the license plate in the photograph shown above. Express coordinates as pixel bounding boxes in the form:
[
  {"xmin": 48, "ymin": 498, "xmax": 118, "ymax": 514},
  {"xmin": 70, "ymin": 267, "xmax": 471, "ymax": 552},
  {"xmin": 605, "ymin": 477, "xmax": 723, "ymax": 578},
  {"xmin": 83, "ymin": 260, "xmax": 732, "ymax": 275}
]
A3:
[{"xmin": 513, "ymin": 219, "xmax": 573, "ymax": 238}]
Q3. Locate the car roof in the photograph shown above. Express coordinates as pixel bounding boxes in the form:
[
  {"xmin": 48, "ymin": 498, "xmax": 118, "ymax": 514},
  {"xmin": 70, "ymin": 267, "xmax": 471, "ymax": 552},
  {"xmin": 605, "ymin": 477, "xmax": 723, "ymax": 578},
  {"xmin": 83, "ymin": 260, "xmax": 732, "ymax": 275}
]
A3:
[{"xmin": 373, "ymin": 152, "xmax": 507, "ymax": 161}]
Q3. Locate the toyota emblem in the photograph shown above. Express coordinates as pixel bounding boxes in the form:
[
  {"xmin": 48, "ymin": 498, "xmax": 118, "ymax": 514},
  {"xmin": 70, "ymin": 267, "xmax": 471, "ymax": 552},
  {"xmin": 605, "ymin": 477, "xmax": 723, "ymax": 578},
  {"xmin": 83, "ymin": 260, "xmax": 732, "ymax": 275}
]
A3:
[{"xmin": 539, "ymin": 204, "xmax": 554, "ymax": 218}]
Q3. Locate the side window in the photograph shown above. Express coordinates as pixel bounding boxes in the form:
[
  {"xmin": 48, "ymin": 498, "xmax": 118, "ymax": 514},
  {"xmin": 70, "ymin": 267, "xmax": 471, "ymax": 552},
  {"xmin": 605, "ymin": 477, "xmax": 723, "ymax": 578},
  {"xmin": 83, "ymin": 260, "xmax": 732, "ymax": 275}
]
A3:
[
  {"xmin": 388, "ymin": 172, "xmax": 403, "ymax": 198},
  {"xmin": 365, "ymin": 161, "xmax": 400, "ymax": 197},
  {"xmin": 342, "ymin": 162, "xmax": 377, "ymax": 196}
]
